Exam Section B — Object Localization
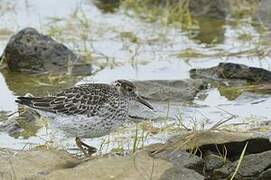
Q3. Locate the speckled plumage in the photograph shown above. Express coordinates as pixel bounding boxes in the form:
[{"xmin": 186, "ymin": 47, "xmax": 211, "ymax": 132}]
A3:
[{"xmin": 16, "ymin": 83, "xmax": 131, "ymax": 138}]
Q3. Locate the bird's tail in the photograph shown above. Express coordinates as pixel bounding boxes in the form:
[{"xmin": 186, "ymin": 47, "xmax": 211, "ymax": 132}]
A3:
[
  {"xmin": 16, "ymin": 97, "xmax": 35, "ymax": 107},
  {"xmin": 16, "ymin": 96, "xmax": 55, "ymax": 110}
]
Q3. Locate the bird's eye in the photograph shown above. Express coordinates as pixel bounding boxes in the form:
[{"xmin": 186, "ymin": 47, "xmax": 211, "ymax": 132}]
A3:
[{"xmin": 127, "ymin": 88, "xmax": 133, "ymax": 92}]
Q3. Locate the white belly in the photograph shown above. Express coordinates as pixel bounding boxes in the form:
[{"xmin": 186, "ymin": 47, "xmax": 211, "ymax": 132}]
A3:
[{"xmin": 39, "ymin": 108, "xmax": 129, "ymax": 138}]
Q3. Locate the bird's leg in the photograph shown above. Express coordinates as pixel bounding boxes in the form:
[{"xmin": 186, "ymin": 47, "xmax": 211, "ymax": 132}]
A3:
[
  {"xmin": 75, "ymin": 137, "xmax": 97, "ymax": 156},
  {"xmin": 75, "ymin": 137, "xmax": 88, "ymax": 156}
]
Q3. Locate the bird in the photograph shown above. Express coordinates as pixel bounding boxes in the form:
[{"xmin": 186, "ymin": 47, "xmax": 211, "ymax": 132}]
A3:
[{"xmin": 15, "ymin": 79, "xmax": 153, "ymax": 156}]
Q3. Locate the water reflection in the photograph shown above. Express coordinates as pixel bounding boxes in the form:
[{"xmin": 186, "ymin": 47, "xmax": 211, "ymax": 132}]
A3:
[
  {"xmin": 0, "ymin": 70, "xmax": 81, "ymax": 96},
  {"xmin": 92, "ymin": 0, "xmax": 120, "ymax": 13},
  {"xmin": 191, "ymin": 16, "xmax": 225, "ymax": 44}
]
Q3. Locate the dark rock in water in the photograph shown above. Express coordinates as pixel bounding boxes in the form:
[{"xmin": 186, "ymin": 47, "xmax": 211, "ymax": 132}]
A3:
[
  {"xmin": 134, "ymin": 79, "xmax": 208, "ymax": 102},
  {"xmin": 0, "ymin": 106, "xmax": 41, "ymax": 138},
  {"xmin": 190, "ymin": 63, "xmax": 271, "ymax": 83},
  {"xmin": 129, "ymin": 80, "xmax": 208, "ymax": 121},
  {"xmin": 93, "ymin": 0, "xmax": 120, "ymax": 13},
  {"xmin": 2, "ymin": 27, "xmax": 92, "ymax": 75}
]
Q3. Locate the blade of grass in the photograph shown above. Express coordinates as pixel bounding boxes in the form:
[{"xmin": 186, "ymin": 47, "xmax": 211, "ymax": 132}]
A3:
[{"xmin": 230, "ymin": 141, "xmax": 248, "ymax": 180}]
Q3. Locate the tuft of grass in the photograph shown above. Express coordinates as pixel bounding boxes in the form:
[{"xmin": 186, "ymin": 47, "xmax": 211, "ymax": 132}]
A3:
[
  {"xmin": 237, "ymin": 32, "xmax": 253, "ymax": 42},
  {"xmin": 120, "ymin": 31, "xmax": 140, "ymax": 43},
  {"xmin": 178, "ymin": 48, "xmax": 210, "ymax": 58},
  {"xmin": 132, "ymin": 123, "xmax": 139, "ymax": 153},
  {"xmin": 121, "ymin": 0, "xmax": 194, "ymax": 28}
]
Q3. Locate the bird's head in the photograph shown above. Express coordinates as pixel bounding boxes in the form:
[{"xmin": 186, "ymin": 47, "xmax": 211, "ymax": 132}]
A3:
[{"xmin": 112, "ymin": 79, "xmax": 153, "ymax": 110}]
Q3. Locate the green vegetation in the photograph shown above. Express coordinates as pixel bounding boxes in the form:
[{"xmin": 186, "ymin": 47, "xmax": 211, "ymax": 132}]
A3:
[{"xmin": 121, "ymin": 0, "xmax": 194, "ymax": 28}]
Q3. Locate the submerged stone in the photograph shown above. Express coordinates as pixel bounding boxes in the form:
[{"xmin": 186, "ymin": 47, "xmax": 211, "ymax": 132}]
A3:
[{"xmin": 134, "ymin": 79, "xmax": 207, "ymax": 102}]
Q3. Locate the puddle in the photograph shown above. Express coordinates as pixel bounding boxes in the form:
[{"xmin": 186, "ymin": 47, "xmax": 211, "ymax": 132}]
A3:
[{"xmin": 0, "ymin": 0, "xmax": 271, "ymax": 153}]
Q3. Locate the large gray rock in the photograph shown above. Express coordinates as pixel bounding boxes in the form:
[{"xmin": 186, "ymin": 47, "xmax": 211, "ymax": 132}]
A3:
[
  {"xmin": 134, "ymin": 79, "xmax": 207, "ymax": 102},
  {"xmin": 2, "ymin": 27, "xmax": 92, "ymax": 75},
  {"xmin": 0, "ymin": 148, "xmax": 171, "ymax": 180},
  {"xmin": 146, "ymin": 131, "xmax": 271, "ymax": 180},
  {"xmin": 213, "ymin": 150, "xmax": 271, "ymax": 179}
]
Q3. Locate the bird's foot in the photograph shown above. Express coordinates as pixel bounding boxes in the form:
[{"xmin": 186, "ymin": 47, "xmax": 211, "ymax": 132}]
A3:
[{"xmin": 75, "ymin": 137, "xmax": 97, "ymax": 157}]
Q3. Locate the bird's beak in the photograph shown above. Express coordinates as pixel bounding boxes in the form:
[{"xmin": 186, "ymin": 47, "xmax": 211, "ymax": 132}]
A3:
[{"xmin": 136, "ymin": 95, "xmax": 153, "ymax": 110}]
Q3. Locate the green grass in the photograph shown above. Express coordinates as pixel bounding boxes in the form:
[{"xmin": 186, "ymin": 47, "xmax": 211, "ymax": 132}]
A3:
[{"xmin": 121, "ymin": 0, "xmax": 193, "ymax": 28}]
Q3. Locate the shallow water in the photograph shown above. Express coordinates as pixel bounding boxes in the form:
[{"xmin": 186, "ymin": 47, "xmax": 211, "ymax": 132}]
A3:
[{"xmin": 0, "ymin": 0, "xmax": 271, "ymax": 153}]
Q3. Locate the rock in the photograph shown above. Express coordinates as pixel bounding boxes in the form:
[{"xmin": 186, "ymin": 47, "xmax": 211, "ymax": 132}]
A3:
[
  {"xmin": 93, "ymin": 0, "xmax": 121, "ymax": 13},
  {"xmin": 204, "ymin": 152, "xmax": 225, "ymax": 171},
  {"xmin": 212, "ymin": 162, "xmax": 234, "ymax": 179},
  {"xmin": 1, "ymin": 130, "xmax": 271, "ymax": 180},
  {"xmin": 0, "ymin": 107, "xmax": 41, "ymax": 138},
  {"xmin": 146, "ymin": 131, "xmax": 271, "ymax": 179},
  {"xmin": 0, "ymin": 147, "xmax": 81, "ymax": 180},
  {"xmin": 258, "ymin": 168, "xmax": 271, "ymax": 180},
  {"xmin": 190, "ymin": 63, "xmax": 271, "ymax": 100},
  {"xmin": 154, "ymin": 149, "xmax": 205, "ymax": 180},
  {"xmin": 234, "ymin": 150, "xmax": 271, "ymax": 178},
  {"xmin": 0, "ymin": 148, "xmax": 171, "ymax": 180},
  {"xmin": 134, "ymin": 79, "xmax": 207, "ymax": 102},
  {"xmin": 213, "ymin": 150, "xmax": 271, "ymax": 179},
  {"xmin": 154, "ymin": 149, "xmax": 204, "ymax": 172},
  {"xmin": 160, "ymin": 167, "xmax": 204, "ymax": 180},
  {"xmin": 2, "ymin": 27, "xmax": 92, "ymax": 75},
  {"xmin": 40, "ymin": 151, "xmax": 171, "ymax": 180},
  {"xmin": 190, "ymin": 63, "xmax": 271, "ymax": 83},
  {"xmin": 147, "ymin": 131, "xmax": 266, "ymax": 153},
  {"xmin": 128, "ymin": 79, "xmax": 208, "ymax": 121}
]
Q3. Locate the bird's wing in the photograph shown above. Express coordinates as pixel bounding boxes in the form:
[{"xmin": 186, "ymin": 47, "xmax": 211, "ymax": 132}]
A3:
[{"xmin": 16, "ymin": 84, "xmax": 119, "ymax": 116}]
